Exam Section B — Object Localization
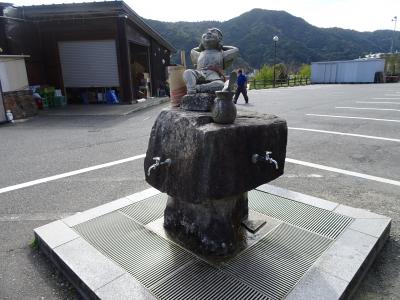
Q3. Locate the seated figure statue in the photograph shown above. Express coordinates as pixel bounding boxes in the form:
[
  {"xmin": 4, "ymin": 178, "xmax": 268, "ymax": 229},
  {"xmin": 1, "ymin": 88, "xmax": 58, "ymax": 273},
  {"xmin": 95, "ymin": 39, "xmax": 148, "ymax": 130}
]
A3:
[{"xmin": 183, "ymin": 28, "xmax": 239, "ymax": 94}]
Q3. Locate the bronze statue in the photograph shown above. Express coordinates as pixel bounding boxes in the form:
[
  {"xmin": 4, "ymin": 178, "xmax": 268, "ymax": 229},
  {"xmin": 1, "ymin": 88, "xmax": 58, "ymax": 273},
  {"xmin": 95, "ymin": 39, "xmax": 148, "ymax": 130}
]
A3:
[{"xmin": 183, "ymin": 28, "xmax": 239, "ymax": 94}]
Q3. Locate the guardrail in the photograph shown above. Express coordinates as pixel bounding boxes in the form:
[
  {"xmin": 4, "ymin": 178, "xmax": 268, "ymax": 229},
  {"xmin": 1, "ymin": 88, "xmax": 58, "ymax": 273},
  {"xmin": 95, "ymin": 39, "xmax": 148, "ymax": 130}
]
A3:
[{"xmin": 249, "ymin": 77, "xmax": 311, "ymax": 90}]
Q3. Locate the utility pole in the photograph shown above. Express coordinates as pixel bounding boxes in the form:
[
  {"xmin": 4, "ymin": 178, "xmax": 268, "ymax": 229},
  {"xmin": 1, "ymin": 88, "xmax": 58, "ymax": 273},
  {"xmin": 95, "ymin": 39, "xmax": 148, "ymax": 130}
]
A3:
[
  {"xmin": 272, "ymin": 35, "xmax": 279, "ymax": 88},
  {"xmin": 390, "ymin": 16, "xmax": 397, "ymax": 53}
]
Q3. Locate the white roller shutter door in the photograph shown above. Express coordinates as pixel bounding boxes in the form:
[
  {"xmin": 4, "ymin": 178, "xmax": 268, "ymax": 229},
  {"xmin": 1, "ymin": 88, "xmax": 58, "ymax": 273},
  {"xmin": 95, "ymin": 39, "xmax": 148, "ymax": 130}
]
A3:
[{"xmin": 58, "ymin": 40, "xmax": 120, "ymax": 88}]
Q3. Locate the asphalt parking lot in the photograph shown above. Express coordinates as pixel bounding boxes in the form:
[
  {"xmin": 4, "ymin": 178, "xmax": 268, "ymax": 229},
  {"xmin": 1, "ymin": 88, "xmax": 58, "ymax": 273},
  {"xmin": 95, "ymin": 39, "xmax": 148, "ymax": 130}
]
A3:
[{"xmin": 1, "ymin": 83, "xmax": 399, "ymax": 299}]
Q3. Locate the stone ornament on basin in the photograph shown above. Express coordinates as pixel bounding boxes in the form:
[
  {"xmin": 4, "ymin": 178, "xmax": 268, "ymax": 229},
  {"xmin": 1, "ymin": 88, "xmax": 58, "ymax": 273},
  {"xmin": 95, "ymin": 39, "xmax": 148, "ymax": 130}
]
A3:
[
  {"xmin": 183, "ymin": 28, "xmax": 238, "ymax": 95},
  {"xmin": 181, "ymin": 27, "xmax": 239, "ymax": 113}
]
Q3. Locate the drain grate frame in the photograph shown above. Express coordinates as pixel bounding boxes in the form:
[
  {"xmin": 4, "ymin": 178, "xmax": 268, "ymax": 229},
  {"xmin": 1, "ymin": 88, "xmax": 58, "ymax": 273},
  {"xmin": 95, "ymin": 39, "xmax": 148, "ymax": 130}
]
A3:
[
  {"xmin": 119, "ymin": 193, "xmax": 168, "ymax": 225},
  {"xmin": 73, "ymin": 211, "xmax": 194, "ymax": 288},
  {"xmin": 35, "ymin": 186, "xmax": 390, "ymax": 300},
  {"xmin": 72, "ymin": 189, "xmax": 355, "ymax": 300},
  {"xmin": 222, "ymin": 223, "xmax": 333, "ymax": 300},
  {"xmin": 249, "ymin": 190, "xmax": 353, "ymax": 239},
  {"xmin": 151, "ymin": 260, "xmax": 270, "ymax": 300}
]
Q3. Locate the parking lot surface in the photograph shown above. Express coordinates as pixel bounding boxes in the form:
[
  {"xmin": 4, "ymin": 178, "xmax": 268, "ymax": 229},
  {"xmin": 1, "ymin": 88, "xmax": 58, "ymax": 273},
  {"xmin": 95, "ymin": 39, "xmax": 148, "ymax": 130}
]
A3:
[{"xmin": 1, "ymin": 83, "xmax": 399, "ymax": 299}]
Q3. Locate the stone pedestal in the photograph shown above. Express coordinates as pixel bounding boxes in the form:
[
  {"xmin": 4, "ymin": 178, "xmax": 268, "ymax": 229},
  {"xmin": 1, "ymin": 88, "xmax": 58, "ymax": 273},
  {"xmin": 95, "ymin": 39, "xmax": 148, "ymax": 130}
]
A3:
[
  {"xmin": 164, "ymin": 193, "xmax": 248, "ymax": 255},
  {"xmin": 144, "ymin": 108, "xmax": 287, "ymax": 255},
  {"xmin": 181, "ymin": 93, "xmax": 215, "ymax": 111}
]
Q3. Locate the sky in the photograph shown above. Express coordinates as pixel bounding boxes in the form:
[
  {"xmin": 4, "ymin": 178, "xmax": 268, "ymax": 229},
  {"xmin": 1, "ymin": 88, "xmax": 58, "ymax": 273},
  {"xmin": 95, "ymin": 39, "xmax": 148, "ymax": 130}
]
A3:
[{"xmin": 12, "ymin": 0, "xmax": 400, "ymax": 32}]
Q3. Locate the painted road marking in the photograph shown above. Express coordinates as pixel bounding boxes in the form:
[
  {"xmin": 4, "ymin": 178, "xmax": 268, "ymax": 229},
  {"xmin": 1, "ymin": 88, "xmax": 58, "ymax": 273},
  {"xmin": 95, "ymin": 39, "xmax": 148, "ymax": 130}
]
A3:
[
  {"xmin": 0, "ymin": 213, "xmax": 72, "ymax": 221},
  {"xmin": 1, "ymin": 150, "xmax": 400, "ymax": 195},
  {"xmin": 286, "ymin": 158, "xmax": 400, "ymax": 187},
  {"xmin": 306, "ymin": 114, "xmax": 400, "ymax": 123},
  {"xmin": 357, "ymin": 101, "xmax": 400, "ymax": 105},
  {"xmin": 336, "ymin": 107, "xmax": 400, "ymax": 112},
  {"xmin": 373, "ymin": 97, "xmax": 400, "ymax": 100},
  {"xmin": 0, "ymin": 154, "xmax": 146, "ymax": 195},
  {"xmin": 289, "ymin": 127, "xmax": 400, "ymax": 143}
]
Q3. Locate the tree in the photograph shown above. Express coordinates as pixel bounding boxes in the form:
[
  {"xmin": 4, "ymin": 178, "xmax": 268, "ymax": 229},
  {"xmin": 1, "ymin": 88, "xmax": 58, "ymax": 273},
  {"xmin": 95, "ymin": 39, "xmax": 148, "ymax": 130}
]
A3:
[
  {"xmin": 254, "ymin": 64, "xmax": 288, "ymax": 81},
  {"xmin": 254, "ymin": 65, "xmax": 274, "ymax": 81},
  {"xmin": 383, "ymin": 53, "xmax": 400, "ymax": 75},
  {"xmin": 298, "ymin": 64, "xmax": 311, "ymax": 77}
]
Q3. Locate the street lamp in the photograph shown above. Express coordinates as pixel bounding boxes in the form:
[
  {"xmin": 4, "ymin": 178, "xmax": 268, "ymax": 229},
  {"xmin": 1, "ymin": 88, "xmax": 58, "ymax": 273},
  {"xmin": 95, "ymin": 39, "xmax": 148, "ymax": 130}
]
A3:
[
  {"xmin": 272, "ymin": 35, "xmax": 279, "ymax": 88},
  {"xmin": 390, "ymin": 16, "xmax": 397, "ymax": 53}
]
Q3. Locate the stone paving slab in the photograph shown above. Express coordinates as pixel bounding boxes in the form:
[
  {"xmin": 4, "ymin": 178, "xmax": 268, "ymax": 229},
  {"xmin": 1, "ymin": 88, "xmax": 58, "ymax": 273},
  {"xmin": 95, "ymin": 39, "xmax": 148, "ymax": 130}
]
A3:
[{"xmin": 34, "ymin": 184, "xmax": 391, "ymax": 299}]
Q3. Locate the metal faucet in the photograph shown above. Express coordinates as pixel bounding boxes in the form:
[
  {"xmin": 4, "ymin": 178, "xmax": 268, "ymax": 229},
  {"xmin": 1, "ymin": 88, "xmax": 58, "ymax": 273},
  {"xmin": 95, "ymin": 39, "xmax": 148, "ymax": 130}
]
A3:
[
  {"xmin": 252, "ymin": 151, "xmax": 279, "ymax": 170},
  {"xmin": 147, "ymin": 157, "xmax": 172, "ymax": 176}
]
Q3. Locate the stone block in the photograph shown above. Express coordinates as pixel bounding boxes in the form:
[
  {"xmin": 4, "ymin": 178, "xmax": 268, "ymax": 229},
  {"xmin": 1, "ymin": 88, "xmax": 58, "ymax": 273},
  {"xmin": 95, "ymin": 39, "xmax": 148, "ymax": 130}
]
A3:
[
  {"xmin": 286, "ymin": 266, "xmax": 348, "ymax": 300},
  {"xmin": 34, "ymin": 220, "xmax": 79, "ymax": 249},
  {"xmin": 144, "ymin": 108, "xmax": 287, "ymax": 202},
  {"xmin": 316, "ymin": 229, "xmax": 378, "ymax": 282},
  {"xmin": 349, "ymin": 218, "xmax": 391, "ymax": 238},
  {"xmin": 53, "ymin": 238, "xmax": 125, "ymax": 291},
  {"xmin": 95, "ymin": 274, "xmax": 156, "ymax": 300},
  {"xmin": 163, "ymin": 193, "xmax": 248, "ymax": 255},
  {"xmin": 181, "ymin": 93, "xmax": 215, "ymax": 111},
  {"xmin": 257, "ymin": 184, "xmax": 339, "ymax": 211}
]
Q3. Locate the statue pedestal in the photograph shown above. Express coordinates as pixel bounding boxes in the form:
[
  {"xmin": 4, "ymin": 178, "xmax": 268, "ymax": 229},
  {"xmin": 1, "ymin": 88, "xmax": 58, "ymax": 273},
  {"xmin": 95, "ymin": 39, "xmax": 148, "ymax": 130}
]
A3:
[
  {"xmin": 181, "ymin": 93, "xmax": 216, "ymax": 111},
  {"xmin": 164, "ymin": 193, "xmax": 248, "ymax": 255},
  {"xmin": 144, "ymin": 108, "xmax": 287, "ymax": 255}
]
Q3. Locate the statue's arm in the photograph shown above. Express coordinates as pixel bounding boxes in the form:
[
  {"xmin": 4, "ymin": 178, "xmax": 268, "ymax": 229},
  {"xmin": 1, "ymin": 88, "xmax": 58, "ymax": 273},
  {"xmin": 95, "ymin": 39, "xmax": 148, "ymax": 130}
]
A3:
[
  {"xmin": 190, "ymin": 47, "xmax": 201, "ymax": 67},
  {"xmin": 222, "ymin": 46, "xmax": 239, "ymax": 62}
]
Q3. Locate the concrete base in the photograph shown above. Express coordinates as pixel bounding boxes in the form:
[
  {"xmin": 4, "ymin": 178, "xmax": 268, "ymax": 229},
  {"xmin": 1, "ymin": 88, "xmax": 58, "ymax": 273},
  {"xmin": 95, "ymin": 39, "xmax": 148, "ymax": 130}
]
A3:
[{"xmin": 34, "ymin": 185, "xmax": 391, "ymax": 300}]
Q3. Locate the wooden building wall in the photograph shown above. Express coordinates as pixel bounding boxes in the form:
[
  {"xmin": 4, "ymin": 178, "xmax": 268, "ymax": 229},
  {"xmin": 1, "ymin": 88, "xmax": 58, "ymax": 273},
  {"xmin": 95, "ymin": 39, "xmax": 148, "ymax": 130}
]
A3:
[{"xmin": 0, "ymin": 7, "xmax": 172, "ymax": 103}]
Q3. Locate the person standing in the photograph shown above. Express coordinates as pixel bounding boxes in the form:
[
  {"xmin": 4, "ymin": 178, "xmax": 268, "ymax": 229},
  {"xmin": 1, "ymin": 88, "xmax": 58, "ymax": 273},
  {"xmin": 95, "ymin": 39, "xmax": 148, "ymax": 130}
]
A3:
[{"xmin": 233, "ymin": 69, "xmax": 249, "ymax": 104}]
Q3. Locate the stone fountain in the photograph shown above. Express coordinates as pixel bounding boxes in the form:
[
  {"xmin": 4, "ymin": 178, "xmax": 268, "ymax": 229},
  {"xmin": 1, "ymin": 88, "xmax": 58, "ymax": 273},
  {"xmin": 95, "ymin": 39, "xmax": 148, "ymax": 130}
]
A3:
[
  {"xmin": 34, "ymin": 28, "xmax": 390, "ymax": 299},
  {"xmin": 144, "ymin": 28, "xmax": 287, "ymax": 256}
]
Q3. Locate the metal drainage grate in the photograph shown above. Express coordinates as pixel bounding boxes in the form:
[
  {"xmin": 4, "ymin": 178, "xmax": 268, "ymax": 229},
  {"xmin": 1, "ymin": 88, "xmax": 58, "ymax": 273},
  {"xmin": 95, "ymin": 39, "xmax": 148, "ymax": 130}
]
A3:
[
  {"xmin": 249, "ymin": 190, "xmax": 353, "ymax": 239},
  {"xmin": 73, "ymin": 190, "xmax": 354, "ymax": 299},
  {"xmin": 151, "ymin": 260, "xmax": 270, "ymax": 300},
  {"xmin": 73, "ymin": 211, "xmax": 193, "ymax": 288},
  {"xmin": 222, "ymin": 223, "xmax": 333, "ymax": 300},
  {"xmin": 119, "ymin": 193, "xmax": 168, "ymax": 225}
]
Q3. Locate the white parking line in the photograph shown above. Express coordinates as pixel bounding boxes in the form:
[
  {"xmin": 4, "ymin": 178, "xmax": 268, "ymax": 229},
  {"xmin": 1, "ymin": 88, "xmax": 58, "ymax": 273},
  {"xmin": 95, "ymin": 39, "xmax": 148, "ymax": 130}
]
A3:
[
  {"xmin": 336, "ymin": 107, "xmax": 400, "ymax": 112},
  {"xmin": 373, "ymin": 97, "xmax": 400, "ymax": 100},
  {"xmin": 0, "ymin": 154, "xmax": 145, "ymax": 195},
  {"xmin": 1, "ymin": 151, "xmax": 399, "ymax": 194},
  {"xmin": 289, "ymin": 127, "xmax": 400, "ymax": 142},
  {"xmin": 286, "ymin": 158, "xmax": 400, "ymax": 187},
  {"xmin": 356, "ymin": 101, "xmax": 400, "ymax": 105},
  {"xmin": 306, "ymin": 114, "xmax": 400, "ymax": 123}
]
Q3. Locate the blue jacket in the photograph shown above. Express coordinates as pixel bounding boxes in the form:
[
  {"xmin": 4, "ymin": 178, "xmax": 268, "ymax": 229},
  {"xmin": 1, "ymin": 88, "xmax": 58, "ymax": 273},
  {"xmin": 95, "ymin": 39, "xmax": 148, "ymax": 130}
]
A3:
[{"xmin": 237, "ymin": 73, "xmax": 247, "ymax": 87}]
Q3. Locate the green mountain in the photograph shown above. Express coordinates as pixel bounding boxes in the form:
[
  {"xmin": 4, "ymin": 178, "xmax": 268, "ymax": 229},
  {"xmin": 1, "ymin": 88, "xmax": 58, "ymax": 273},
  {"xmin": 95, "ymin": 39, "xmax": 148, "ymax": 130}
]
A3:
[{"xmin": 146, "ymin": 9, "xmax": 399, "ymax": 69}]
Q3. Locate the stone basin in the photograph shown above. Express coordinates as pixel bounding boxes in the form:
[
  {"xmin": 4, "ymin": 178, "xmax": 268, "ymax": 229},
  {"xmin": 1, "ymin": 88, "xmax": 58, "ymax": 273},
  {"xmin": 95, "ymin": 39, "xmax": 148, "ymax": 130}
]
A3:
[
  {"xmin": 145, "ymin": 108, "xmax": 287, "ymax": 202},
  {"xmin": 144, "ymin": 107, "xmax": 287, "ymax": 255}
]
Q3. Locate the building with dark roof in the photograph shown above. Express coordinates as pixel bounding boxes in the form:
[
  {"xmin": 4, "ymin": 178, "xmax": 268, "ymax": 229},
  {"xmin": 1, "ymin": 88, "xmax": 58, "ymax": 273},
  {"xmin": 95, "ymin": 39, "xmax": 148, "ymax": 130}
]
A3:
[{"xmin": 0, "ymin": 1, "xmax": 175, "ymax": 104}]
